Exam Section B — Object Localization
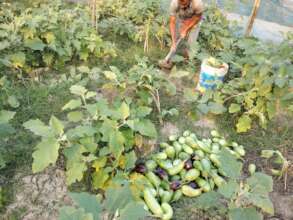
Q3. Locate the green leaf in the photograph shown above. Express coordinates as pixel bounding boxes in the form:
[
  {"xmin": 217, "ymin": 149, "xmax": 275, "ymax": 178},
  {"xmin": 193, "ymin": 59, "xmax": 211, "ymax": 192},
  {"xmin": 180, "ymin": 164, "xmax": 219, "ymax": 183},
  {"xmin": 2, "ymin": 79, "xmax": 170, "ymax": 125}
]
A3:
[
  {"xmin": 9, "ymin": 52, "xmax": 26, "ymax": 68},
  {"xmin": 247, "ymin": 192, "xmax": 274, "ymax": 215},
  {"xmin": 67, "ymin": 125, "xmax": 96, "ymax": 139},
  {"xmin": 99, "ymin": 119, "xmax": 118, "ymax": 142},
  {"xmin": 67, "ymin": 111, "xmax": 83, "ymax": 122},
  {"xmin": 69, "ymin": 192, "xmax": 101, "ymax": 220},
  {"xmin": 218, "ymin": 180, "xmax": 239, "ymax": 199},
  {"xmin": 77, "ymin": 66, "xmax": 90, "ymax": 74},
  {"xmin": 229, "ymin": 208, "xmax": 262, "ymax": 220},
  {"xmin": 229, "ymin": 103, "xmax": 241, "ymax": 113},
  {"xmin": 85, "ymin": 91, "xmax": 96, "ymax": 99},
  {"xmin": 236, "ymin": 115, "xmax": 252, "ymax": 133},
  {"xmin": 80, "ymin": 137, "xmax": 97, "ymax": 153},
  {"xmin": 58, "ymin": 206, "xmax": 93, "ymax": 220},
  {"xmin": 208, "ymin": 102, "xmax": 227, "ymax": 114},
  {"xmin": 127, "ymin": 119, "xmax": 157, "ymax": 138},
  {"xmin": 24, "ymin": 38, "xmax": 45, "ymax": 51},
  {"xmin": 194, "ymin": 191, "xmax": 222, "ymax": 209},
  {"xmin": 104, "ymin": 183, "xmax": 133, "ymax": 213},
  {"xmin": 7, "ymin": 95, "xmax": 20, "ymax": 108},
  {"xmin": 247, "ymin": 172, "xmax": 273, "ymax": 192},
  {"xmin": 124, "ymin": 151, "xmax": 137, "ymax": 170},
  {"xmin": 218, "ymin": 148, "xmax": 243, "ymax": 179},
  {"xmin": 64, "ymin": 145, "xmax": 87, "ymax": 185},
  {"xmin": 49, "ymin": 116, "xmax": 64, "ymax": 136},
  {"xmin": 135, "ymin": 106, "xmax": 153, "ymax": 118},
  {"xmin": 0, "ymin": 110, "xmax": 15, "ymax": 124},
  {"xmin": 23, "ymin": 119, "xmax": 52, "ymax": 137},
  {"xmin": 92, "ymin": 169, "xmax": 110, "ymax": 190},
  {"xmin": 109, "ymin": 130, "xmax": 125, "ymax": 159},
  {"xmin": 103, "ymin": 71, "xmax": 117, "ymax": 80},
  {"xmin": 120, "ymin": 202, "xmax": 148, "ymax": 220},
  {"xmin": 120, "ymin": 102, "xmax": 130, "ymax": 120},
  {"xmin": 32, "ymin": 138, "xmax": 60, "ymax": 173},
  {"xmin": 62, "ymin": 99, "xmax": 82, "ymax": 111},
  {"xmin": 0, "ymin": 123, "xmax": 15, "ymax": 138},
  {"xmin": 70, "ymin": 85, "xmax": 88, "ymax": 97}
]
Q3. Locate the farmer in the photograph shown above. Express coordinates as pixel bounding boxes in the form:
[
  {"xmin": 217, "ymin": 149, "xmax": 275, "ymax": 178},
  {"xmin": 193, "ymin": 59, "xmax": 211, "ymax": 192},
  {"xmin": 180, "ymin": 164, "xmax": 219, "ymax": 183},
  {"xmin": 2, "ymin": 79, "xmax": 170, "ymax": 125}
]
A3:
[{"xmin": 159, "ymin": 0, "xmax": 204, "ymax": 69}]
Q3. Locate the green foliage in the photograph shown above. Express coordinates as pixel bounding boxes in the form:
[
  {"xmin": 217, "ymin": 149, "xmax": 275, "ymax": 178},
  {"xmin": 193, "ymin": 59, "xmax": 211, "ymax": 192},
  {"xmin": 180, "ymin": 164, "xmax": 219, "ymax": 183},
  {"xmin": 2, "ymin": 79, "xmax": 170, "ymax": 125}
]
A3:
[
  {"xmin": 59, "ymin": 183, "xmax": 148, "ymax": 220},
  {"xmin": 184, "ymin": 6, "xmax": 293, "ymax": 133},
  {"xmin": 24, "ymin": 81, "xmax": 159, "ymax": 187},
  {"xmin": 193, "ymin": 170, "xmax": 274, "ymax": 219},
  {"xmin": 218, "ymin": 149, "xmax": 243, "ymax": 179},
  {"xmin": 0, "ymin": 0, "xmax": 116, "ymax": 74},
  {"xmin": 97, "ymin": 0, "xmax": 169, "ymax": 48}
]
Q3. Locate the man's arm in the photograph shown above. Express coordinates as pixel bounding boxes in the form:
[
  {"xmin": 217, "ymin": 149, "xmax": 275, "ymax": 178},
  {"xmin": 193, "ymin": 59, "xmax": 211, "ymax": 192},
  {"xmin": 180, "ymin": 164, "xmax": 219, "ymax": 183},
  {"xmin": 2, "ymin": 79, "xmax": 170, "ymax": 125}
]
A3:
[
  {"xmin": 180, "ymin": 13, "xmax": 202, "ymax": 38},
  {"xmin": 170, "ymin": 15, "xmax": 177, "ymax": 50}
]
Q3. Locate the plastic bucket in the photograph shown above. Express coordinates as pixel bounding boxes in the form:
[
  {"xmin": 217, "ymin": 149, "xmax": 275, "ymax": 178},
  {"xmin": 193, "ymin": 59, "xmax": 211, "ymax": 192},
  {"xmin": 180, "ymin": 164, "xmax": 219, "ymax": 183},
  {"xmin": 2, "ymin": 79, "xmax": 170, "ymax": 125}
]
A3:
[{"xmin": 196, "ymin": 59, "xmax": 229, "ymax": 93}]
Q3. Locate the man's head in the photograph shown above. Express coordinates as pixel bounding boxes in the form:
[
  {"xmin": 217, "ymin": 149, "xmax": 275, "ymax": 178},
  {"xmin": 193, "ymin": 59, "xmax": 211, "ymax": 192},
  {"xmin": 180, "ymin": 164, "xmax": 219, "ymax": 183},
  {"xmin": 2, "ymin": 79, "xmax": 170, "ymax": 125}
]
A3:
[{"xmin": 178, "ymin": 0, "xmax": 190, "ymax": 8}]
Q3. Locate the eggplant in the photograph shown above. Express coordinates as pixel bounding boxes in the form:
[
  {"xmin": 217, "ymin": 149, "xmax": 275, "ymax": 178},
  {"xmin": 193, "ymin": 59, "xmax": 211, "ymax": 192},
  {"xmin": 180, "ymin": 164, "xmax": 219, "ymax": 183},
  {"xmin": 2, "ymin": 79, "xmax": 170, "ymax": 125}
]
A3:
[
  {"xmin": 154, "ymin": 167, "xmax": 168, "ymax": 180},
  {"xmin": 184, "ymin": 159, "xmax": 193, "ymax": 170},
  {"xmin": 170, "ymin": 180, "xmax": 181, "ymax": 191},
  {"xmin": 188, "ymin": 182, "xmax": 198, "ymax": 189},
  {"xmin": 134, "ymin": 163, "xmax": 147, "ymax": 174}
]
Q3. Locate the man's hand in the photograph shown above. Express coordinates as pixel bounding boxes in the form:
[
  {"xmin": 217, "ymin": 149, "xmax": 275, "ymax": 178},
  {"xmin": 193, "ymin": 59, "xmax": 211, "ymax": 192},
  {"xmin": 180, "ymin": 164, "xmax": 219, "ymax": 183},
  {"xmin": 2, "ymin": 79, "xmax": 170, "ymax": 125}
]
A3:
[
  {"xmin": 180, "ymin": 29, "xmax": 188, "ymax": 39},
  {"xmin": 171, "ymin": 42, "xmax": 177, "ymax": 51}
]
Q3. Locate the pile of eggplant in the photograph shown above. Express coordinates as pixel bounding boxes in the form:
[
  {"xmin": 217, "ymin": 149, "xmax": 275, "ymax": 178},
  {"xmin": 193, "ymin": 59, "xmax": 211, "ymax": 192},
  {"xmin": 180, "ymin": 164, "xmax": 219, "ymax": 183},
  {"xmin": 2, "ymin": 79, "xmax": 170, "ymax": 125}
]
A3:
[{"xmin": 134, "ymin": 130, "xmax": 246, "ymax": 220}]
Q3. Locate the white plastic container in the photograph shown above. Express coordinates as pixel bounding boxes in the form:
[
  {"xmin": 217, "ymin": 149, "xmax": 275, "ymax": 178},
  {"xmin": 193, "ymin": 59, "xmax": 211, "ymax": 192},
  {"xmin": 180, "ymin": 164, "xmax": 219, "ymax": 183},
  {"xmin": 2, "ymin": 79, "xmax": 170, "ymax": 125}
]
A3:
[{"xmin": 196, "ymin": 59, "xmax": 229, "ymax": 93}]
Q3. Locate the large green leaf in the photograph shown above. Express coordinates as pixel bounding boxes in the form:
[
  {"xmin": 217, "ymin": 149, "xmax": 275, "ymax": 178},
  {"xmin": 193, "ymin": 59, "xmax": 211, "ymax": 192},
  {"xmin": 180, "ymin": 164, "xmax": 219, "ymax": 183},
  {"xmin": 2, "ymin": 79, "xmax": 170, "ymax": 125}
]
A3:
[
  {"xmin": 135, "ymin": 106, "xmax": 153, "ymax": 118},
  {"xmin": 92, "ymin": 169, "xmax": 110, "ymax": 190},
  {"xmin": 24, "ymin": 38, "xmax": 46, "ymax": 51},
  {"xmin": 120, "ymin": 102, "xmax": 130, "ymax": 120},
  {"xmin": 127, "ymin": 119, "xmax": 157, "ymax": 138},
  {"xmin": 9, "ymin": 52, "xmax": 26, "ymax": 68},
  {"xmin": 247, "ymin": 173, "xmax": 273, "ymax": 192},
  {"xmin": 49, "ymin": 116, "xmax": 64, "ymax": 136},
  {"xmin": 0, "ymin": 110, "xmax": 15, "ymax": 124},
  {"xmin": 64, "ymin": 144, "xmax": 88, "ymax": 185},
  {"xmin": 59, "ymin": 206, "xmax": 93, "ymax": 220},
  {"xmin": 194, "ymin": 191, "xmax": 222, "ymax": 209},
  {"xmin": 109, "ymin": 130, "xmax": 125, "ymax": 159},
  {"xmin": 208, "ymin": 102, "xmax": 227, "ymax": 114},
  {"xmin": 7, "ymin": 95, "xmax": 20, "ymax": 108},
  {"xmin": 236, "ymin": 115, "xmax": 252, "ymax": 133},
  {"xmin": 32, "ymin": 138, "xmax": 60, "ymax": 173},
  {"xmin": 66, "ymin": 125, "xmax": 96, "ymax": 139},
  {"xmin": 66, "ymin": 162, "xmax": 87, "ymax": 185},
  {"xmin": 62, "ymin": 99, "xmax": 82, "ymax": 111},
  {"xmin": 70, "ymin": 85, "xmax": 88, "ymax": 97},
  {"xmin": 23, "ymin": 119, "xmax": 53, "ymax": 137},
  {"xmin": 229, "ymin": 103, "xmax": 241, "ymax": 113},
  {"xmin": 124, "ymin": 151, "xmax": 137, "ymax": 170},
  {"xmin": 218, "ymin": 149, "xmax": 242, "ymax": 179},
  {"xmin": 104, "ymin": 184, "xmax": 133, "ymax": 213},
  {"xmin": 67, "ymin": 111, "xmax": 83, "ymax": 122},
  {"xmin": 69, "ymin": 192, "xmax": 101, "ymax": 220},
  {"xmin": 99, "ymin": 119, "xmax": 118, "ymax": 142},
  {"xmin": 0, "ymin": 123, "xmax": 15, "ymax": 138},
  {"xmin": 229, "ymin": 208, "xmax": 262, "ymax": 220},
  {"xmin": 120, "ymin": 202, "xmax": 148, "ymax": 220},
  {"xmin": 247, "ymin": 192, "xmax": 274, "ymax": 215},
  {"xmin": 218, "ymin": 179, "xmax": 239, "ymax": 199}
]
